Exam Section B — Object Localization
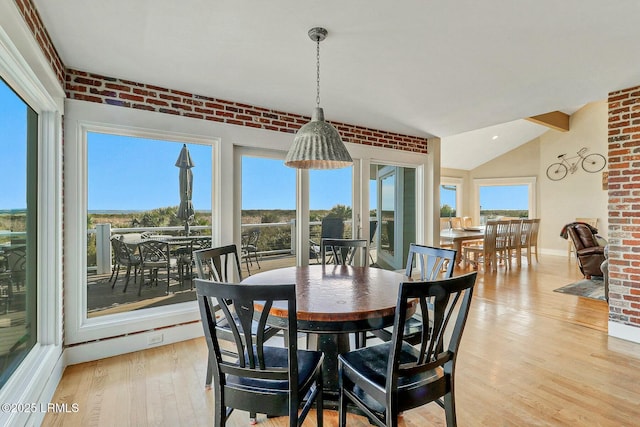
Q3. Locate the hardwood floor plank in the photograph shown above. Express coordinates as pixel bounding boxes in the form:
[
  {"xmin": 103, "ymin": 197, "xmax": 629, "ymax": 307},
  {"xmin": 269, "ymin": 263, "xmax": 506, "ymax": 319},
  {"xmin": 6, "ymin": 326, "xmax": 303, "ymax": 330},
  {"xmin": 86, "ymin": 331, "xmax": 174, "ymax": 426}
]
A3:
[{"xmin": 43, "ymin": 255, "xmax": 640, "ymax": 426}]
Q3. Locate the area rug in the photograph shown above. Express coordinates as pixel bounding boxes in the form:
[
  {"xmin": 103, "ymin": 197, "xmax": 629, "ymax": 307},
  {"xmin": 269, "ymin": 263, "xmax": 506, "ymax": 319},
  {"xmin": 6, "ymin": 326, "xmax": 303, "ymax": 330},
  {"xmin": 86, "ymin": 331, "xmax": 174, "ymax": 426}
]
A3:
[{"xmin": 553, "ymin": 278, "xmax": 606, "ymax": 301}]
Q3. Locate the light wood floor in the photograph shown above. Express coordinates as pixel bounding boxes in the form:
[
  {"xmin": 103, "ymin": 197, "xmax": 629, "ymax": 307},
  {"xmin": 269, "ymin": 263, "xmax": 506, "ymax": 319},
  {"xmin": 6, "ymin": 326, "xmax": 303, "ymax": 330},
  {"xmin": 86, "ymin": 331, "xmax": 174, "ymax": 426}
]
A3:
[{"xmin": 43, "ymin": 255, "xmax": 640, "ymax": 427}]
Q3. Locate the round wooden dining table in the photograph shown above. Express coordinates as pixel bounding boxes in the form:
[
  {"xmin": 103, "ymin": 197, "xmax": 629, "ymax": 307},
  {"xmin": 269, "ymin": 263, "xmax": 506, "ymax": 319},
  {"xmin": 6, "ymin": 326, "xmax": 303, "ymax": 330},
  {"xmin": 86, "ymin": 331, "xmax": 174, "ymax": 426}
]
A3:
[{"xmin": 241, "ymin": 264, "xmax": 411, "ymax": 401}]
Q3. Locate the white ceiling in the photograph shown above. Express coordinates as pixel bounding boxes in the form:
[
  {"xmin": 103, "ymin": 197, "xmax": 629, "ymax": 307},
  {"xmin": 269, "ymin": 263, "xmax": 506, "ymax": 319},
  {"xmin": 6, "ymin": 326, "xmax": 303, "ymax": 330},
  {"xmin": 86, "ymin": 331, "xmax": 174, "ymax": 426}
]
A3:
[{"xmin": 32, "ymin": 0, "xmax": 640, "ymax": 169}]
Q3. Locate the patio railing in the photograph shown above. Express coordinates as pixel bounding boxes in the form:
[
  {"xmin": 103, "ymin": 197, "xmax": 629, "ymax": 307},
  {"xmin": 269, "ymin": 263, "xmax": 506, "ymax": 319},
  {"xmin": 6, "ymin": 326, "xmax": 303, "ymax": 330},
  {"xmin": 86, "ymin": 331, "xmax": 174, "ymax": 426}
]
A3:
[{"xmin": 89, "ymin": 220, "xmax": 354, "ymax": 274}]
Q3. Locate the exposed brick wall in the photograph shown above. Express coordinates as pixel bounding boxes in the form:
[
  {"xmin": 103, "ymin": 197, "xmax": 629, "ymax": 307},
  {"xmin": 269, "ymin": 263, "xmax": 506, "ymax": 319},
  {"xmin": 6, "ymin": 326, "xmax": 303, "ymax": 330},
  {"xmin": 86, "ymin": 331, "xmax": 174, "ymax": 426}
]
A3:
[
  {"xmin": 65, "ymin": 69, "xmax": 429, "ymax": 154},
  {"xmin": 607, "ymin": 86, "xmax": 640, "ymax": 328},
  {"xmin": 14, "ymin": 0, "xmax": 65, "ymax": 86}
]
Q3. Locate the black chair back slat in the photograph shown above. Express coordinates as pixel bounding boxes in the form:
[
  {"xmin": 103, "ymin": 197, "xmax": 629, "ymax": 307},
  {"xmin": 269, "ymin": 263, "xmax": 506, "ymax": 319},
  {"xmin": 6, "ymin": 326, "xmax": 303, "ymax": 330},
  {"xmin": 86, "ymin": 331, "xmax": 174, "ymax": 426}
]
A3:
[
  {"xmin": 195, "ymin": 278, "xmax": 324, "ymax": 425},
  {"xmin": 339, "ymin": 272, "xmax": 476, "ymax": 427}
]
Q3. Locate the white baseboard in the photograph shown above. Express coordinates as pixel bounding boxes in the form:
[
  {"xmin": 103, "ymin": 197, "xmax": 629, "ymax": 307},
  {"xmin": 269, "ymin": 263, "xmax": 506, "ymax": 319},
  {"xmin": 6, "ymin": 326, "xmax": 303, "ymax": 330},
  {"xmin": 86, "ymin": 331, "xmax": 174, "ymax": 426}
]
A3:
[
  {"xmin": 65, "ymin": 322, "xmax": 203, "ymax": 365},
  {"xmin": 609, "ymin": 321, "xmax": 640, "ymax": 344}
]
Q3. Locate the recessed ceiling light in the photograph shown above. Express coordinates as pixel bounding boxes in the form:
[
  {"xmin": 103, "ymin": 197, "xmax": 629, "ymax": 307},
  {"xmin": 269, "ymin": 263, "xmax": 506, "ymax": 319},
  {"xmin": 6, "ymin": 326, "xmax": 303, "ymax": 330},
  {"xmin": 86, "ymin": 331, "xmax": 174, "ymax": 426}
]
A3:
[{"xmin": 492, "ymin": 135, "xmax": 499, "ymax": 140}]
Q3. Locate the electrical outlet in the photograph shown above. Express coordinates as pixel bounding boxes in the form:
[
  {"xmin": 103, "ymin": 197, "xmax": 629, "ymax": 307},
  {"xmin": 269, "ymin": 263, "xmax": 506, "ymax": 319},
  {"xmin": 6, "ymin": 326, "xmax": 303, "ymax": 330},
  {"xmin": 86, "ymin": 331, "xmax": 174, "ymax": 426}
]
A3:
[{"xmin": 148, "ymin": 333, "xmax": 163, "ymax": 345}]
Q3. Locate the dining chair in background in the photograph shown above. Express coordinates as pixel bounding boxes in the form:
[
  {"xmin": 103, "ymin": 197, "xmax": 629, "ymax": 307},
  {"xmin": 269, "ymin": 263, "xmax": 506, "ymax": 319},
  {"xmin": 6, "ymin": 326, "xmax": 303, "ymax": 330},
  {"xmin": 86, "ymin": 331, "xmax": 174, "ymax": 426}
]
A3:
[
  {"xmin": 463, "ymin": 220, "xmax": 507, "ymax": 272},
  {"xmin": 195, "ymin": 279, "xmax": 324, "ymax": 427},
  {"xmin": 520, "ymin": 218, "xmax": 541, "ymax": 264},
  {"xmin": 505, "ymin": 219, "xmax": 523, "ymax": 267},
  {"xmin": 462, "ymin": 216, "xmax": 473, "ymax": 228},
  {"xmin": 367, "ymin": 244, "xmax": 457, "ymax": 346},
  {"xmin": 321, "ymin": 238, "xmax": 368, "ymax": 266},
  {"xmin": 449, "ymin": 217, "xmax": 462, "ymax": 229},
  {"xmin": 338, "ymin": 272, "xmax": 478, "ymax": 427},
  {"xmin": 319, "ymin": 238, "xmax": 369, "ymax": 348},
  {"xmin": 193, "ymin": 244, "xmax": 281, "ymax": 390},
  {"xmin": 310, "ymin": 216, "xmax": 345, "ymax": 263}
]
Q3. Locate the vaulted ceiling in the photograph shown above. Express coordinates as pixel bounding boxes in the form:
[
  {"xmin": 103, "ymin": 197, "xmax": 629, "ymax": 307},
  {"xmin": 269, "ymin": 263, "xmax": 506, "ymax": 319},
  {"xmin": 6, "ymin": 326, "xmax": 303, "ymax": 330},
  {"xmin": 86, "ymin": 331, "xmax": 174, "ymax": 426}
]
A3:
[{"xmin": 33, "ymin": 0, "xmax": 640, "ymax": 169}]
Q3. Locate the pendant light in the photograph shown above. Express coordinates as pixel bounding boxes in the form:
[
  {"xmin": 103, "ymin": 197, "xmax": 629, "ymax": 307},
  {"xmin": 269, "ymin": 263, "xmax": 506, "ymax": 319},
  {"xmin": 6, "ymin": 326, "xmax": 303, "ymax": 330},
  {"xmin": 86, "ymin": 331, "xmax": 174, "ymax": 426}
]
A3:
[{"xmin": 285, "ymin": 27, "xmax": 353, "ymax": 169}]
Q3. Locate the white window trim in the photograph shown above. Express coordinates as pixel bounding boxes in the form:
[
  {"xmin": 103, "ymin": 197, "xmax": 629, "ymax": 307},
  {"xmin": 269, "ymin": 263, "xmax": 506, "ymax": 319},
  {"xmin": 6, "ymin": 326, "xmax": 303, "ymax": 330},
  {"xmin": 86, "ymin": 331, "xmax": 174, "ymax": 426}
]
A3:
[
  {"xmin": 472, "ymin": 176, "xmax": 537, "ymax": 220},
  {"xmin": 0, "ymin": 11, "xmax": 63, "ymax": 427},
  {"xmin": 64, "ymin": 102, "xmax": 220, "ymax": 346},
  {"xmin": 441, "ymin": 176, "xmax": 464, "ymax": 216}
]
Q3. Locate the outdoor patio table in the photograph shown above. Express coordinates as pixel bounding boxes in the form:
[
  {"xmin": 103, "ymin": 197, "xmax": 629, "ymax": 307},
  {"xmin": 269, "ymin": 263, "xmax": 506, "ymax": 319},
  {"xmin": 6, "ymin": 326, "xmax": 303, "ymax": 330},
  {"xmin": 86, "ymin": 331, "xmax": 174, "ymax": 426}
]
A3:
[{"xmin": 241, "ymin": 264, "xmax": 412, "ymax": 405}]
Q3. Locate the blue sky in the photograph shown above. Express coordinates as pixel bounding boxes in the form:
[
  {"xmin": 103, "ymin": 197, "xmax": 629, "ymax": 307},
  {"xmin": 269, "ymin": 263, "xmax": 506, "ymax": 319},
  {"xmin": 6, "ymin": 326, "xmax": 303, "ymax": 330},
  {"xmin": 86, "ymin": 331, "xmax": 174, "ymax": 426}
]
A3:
[
  {"xmin": 2, "ymin": 78, "xmax": 527, "ymax": 212},
  {"xmin": 441, "ymin": 184, "xmax": 528, "ymax": 211},
  {"xmin": 88, "ymin": 133, "xmax": 213, "ymax": 211},
  {"xmin": 0, "ymin": 81, "xmax": 27, "ymax": 209}
]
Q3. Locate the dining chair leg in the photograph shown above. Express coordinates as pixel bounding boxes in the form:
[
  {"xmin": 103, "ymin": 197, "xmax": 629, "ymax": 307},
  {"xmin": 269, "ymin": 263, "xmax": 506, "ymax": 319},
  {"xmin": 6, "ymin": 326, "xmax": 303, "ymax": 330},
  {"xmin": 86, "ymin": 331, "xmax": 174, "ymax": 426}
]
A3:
[
  {"xmin": 338, "ymin": 386, "xmax": 348, "ymax": 427},
  {"xmin": 444, "ymin": 391, "xmax": 457, "ymax": 427}
]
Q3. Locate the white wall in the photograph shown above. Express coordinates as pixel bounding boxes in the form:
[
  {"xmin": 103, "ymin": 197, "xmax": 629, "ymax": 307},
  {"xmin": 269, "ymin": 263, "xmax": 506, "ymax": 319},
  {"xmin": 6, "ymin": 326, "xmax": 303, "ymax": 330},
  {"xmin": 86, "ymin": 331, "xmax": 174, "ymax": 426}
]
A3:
[
  {"xmin": 441, "ymin": 101, "xmax": 608, "ymax": 256},
  {"xmin": 538, "ymin": 101, "xmax": 608, "ymax": 255}
]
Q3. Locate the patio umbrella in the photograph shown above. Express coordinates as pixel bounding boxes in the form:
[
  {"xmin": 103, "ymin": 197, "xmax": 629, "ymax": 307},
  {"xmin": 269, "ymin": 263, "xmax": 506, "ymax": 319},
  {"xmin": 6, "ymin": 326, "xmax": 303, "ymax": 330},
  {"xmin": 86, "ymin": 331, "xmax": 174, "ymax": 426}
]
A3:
[{"xmin": 175, "ymin": 144, "xmax": 195, "ymax": 235}]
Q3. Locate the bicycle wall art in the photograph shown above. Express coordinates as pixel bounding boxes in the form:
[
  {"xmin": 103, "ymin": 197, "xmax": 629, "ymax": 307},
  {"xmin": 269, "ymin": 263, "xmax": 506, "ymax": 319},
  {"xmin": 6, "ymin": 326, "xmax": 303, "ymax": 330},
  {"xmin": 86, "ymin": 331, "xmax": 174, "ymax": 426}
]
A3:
[{"xmin": 546, "ymin": 147, "xmax": 606, "ymax": 181}]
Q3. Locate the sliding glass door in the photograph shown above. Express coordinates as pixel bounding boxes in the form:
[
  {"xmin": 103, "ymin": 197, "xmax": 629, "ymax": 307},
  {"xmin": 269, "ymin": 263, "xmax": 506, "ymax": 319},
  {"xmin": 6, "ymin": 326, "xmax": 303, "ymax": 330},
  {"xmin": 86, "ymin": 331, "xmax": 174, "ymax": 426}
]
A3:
[{"xmin": 372, "ymin": 164, "xmax": 416, "ymax": 270}]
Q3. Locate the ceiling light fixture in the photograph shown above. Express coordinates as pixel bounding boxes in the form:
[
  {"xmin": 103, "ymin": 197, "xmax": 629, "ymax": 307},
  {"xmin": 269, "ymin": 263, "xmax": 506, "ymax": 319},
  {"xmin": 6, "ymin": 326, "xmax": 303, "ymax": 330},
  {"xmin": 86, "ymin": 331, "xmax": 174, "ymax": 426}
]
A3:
[{"xmin": 285, "ymin": 27, "xmax": 353, "ymax": 169}]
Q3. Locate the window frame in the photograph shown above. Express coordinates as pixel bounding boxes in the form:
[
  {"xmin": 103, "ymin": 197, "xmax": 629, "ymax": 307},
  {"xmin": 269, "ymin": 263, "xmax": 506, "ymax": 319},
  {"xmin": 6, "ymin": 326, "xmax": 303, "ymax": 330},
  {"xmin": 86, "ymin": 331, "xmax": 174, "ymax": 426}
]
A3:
[
  {"xmin": 0, "ymin": 13, "xmax": 63, "ymax": 426},
  {"xmin": 64, "ymin": 103, "xmax": 220, "ymax": 346},
  {"xmin": 472, "ymin": 176, "xmax": 537, "ymax": 220}
]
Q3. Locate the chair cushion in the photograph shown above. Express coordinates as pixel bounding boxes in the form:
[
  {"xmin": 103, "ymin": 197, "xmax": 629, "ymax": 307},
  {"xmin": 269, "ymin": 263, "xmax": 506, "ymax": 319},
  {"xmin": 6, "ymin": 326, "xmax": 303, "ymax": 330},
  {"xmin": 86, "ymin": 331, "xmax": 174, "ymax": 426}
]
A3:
[
  {"xmin": 227, "ymin": 346, "xmax": 323, "ymax": 392},
  {"xmin": 340, "ymin": 341, "xmax": 444, "ymax": 412}
]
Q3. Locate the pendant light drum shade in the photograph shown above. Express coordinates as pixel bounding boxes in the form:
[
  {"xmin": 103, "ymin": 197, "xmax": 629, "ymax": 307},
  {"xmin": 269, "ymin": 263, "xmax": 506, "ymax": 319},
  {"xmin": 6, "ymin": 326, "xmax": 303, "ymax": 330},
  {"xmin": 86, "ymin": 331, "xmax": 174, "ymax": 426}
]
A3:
[
  {"xmin": 285, "ymin": 27, "xmax": 353, "ymax": 170},
  {"xmin": 285, "ymin": 107, "xmax": 352, "ymax": 169}
]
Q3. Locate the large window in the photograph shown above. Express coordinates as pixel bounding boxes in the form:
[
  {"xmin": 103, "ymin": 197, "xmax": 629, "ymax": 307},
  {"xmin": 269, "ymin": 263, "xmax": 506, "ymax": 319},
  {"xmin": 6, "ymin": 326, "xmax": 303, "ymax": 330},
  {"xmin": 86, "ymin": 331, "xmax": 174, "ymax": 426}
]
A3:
[
  {"xmin": 473, "ymin": 177, "xmax": 537, "ymax": 223},
  {"xmin": 0, "ymin": 79, "xmax": 37, "ymax": 387},
  {"xmin": 241, "ymin": 155, "xmax": 296, "ymax": 273},
  {"xmin": 86, "ymin": 133, "xmax": 212, "ymax": 317}
]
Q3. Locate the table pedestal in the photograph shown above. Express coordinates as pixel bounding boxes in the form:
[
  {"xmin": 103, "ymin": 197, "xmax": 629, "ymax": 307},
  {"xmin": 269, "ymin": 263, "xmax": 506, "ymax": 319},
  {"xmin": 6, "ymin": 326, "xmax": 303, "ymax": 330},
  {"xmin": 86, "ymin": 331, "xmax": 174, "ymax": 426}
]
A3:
[{"xmin": 307, "ymin": 332, "xmax": 350, "ymax": 405}]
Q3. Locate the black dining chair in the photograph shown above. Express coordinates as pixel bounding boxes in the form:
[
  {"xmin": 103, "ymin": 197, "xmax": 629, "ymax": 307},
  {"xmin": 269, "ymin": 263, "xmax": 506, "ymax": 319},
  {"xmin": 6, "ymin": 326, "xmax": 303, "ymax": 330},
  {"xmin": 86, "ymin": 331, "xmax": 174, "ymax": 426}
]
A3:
[
  {"xmin": 366, "ymin": 244, "xmax": 457, "ymax": 345},
  {"xmin": 310, "ymin": 217, "xmax": 345, "ymax": 263},
  {"xmin": 338, "ymin": 272, "xmax": 477, "ymax": 427},
  {"xmin": 320, "ymin": 238, "xmax": 369, "ymax": 348},
  {"xmin": 195, "ymin": 278, "xmax": 324, "ymax": 427},
  {"xmin": 321, "ymin": 238, "xmax": 368, "ymax": 266},
  {"xmin": 193, "ymin": 244, "xmax": 285, "ymax": 425},
  {"xmin": 193, "ymin": 244, "xmax": 282, "ymax": 389}
]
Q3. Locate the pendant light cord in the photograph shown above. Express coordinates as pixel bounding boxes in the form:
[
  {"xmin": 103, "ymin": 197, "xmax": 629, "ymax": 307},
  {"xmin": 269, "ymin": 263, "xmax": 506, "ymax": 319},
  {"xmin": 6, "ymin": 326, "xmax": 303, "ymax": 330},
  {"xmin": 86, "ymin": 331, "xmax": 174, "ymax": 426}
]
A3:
[{"xmin": 316, "ymin": 37, "xmax": 321, "ymax": 108}]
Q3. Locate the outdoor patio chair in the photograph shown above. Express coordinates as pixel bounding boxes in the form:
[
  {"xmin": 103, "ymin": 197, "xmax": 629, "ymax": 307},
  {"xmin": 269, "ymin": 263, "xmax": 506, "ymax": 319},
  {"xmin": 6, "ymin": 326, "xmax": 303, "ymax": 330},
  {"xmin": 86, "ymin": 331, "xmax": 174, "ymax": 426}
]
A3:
[
  {"xmin": 241, "ymin": 228, "xmax": 261, "ymax": 274},
  {"xmin": 176, "ymin": 235, "xmax": 213, "ymax": 289},
  {"xmin": 110, "ymin": 236, "xmax": 141, "ymax": 293},
  {"xmin": 195, "ymin": 279, "xmax": 324, "ymax": 426},
  {"xmin": 137, "ymin": 239, "xmax": 176, "ymax": 295},
  {"xmin": 338, "ymin": 272, "xmax": 477, "ymax": 427}
]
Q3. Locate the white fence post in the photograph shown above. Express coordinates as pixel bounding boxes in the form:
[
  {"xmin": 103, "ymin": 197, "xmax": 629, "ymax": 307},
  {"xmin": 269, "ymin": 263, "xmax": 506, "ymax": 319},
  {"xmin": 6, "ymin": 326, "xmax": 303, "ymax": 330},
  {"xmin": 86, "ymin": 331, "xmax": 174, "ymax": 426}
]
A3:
[
  {"xmin": 95, "ymin": 223, "xmax": 112, "ymax": 275},
  {"xmin": 290, "ymin": 219, "xmax": 296, "ymax": 255}
]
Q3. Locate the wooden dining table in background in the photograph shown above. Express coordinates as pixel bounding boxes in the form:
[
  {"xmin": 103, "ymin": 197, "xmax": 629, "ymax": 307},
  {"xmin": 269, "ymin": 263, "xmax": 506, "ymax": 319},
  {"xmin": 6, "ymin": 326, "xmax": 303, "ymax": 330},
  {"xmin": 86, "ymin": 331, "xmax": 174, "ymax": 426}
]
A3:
[
  {"xmin": 440, "ymin": 227, "xmax": 485, "ymax": 264},
  {"xmin": 241, "ymin": 264, "xmax": 412, "ymax": 403}
]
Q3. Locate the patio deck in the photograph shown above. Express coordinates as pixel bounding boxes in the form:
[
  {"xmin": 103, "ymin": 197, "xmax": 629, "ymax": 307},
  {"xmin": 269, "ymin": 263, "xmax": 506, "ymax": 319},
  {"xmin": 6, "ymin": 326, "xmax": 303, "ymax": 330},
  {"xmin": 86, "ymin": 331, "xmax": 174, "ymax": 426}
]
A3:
[{"xmin": 87, "ymin": 253, "xmax": 298, "ymax": 317}]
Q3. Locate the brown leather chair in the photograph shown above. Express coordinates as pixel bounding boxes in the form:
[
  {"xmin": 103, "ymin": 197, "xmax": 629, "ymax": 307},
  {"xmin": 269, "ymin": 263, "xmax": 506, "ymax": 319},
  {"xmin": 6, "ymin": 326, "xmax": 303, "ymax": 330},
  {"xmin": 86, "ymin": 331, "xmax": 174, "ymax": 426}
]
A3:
[{"xmin": 565, "ymin": 222, "xmax": 606, "ymax": 278}]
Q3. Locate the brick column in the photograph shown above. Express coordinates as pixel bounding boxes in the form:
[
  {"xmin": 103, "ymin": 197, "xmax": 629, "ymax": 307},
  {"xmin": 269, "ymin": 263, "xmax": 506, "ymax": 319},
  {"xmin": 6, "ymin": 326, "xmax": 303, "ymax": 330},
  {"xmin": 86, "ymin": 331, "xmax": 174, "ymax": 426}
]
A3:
[{"xmin": 608, "ymin": 86, "xmax": 640, "ymax": 330}]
